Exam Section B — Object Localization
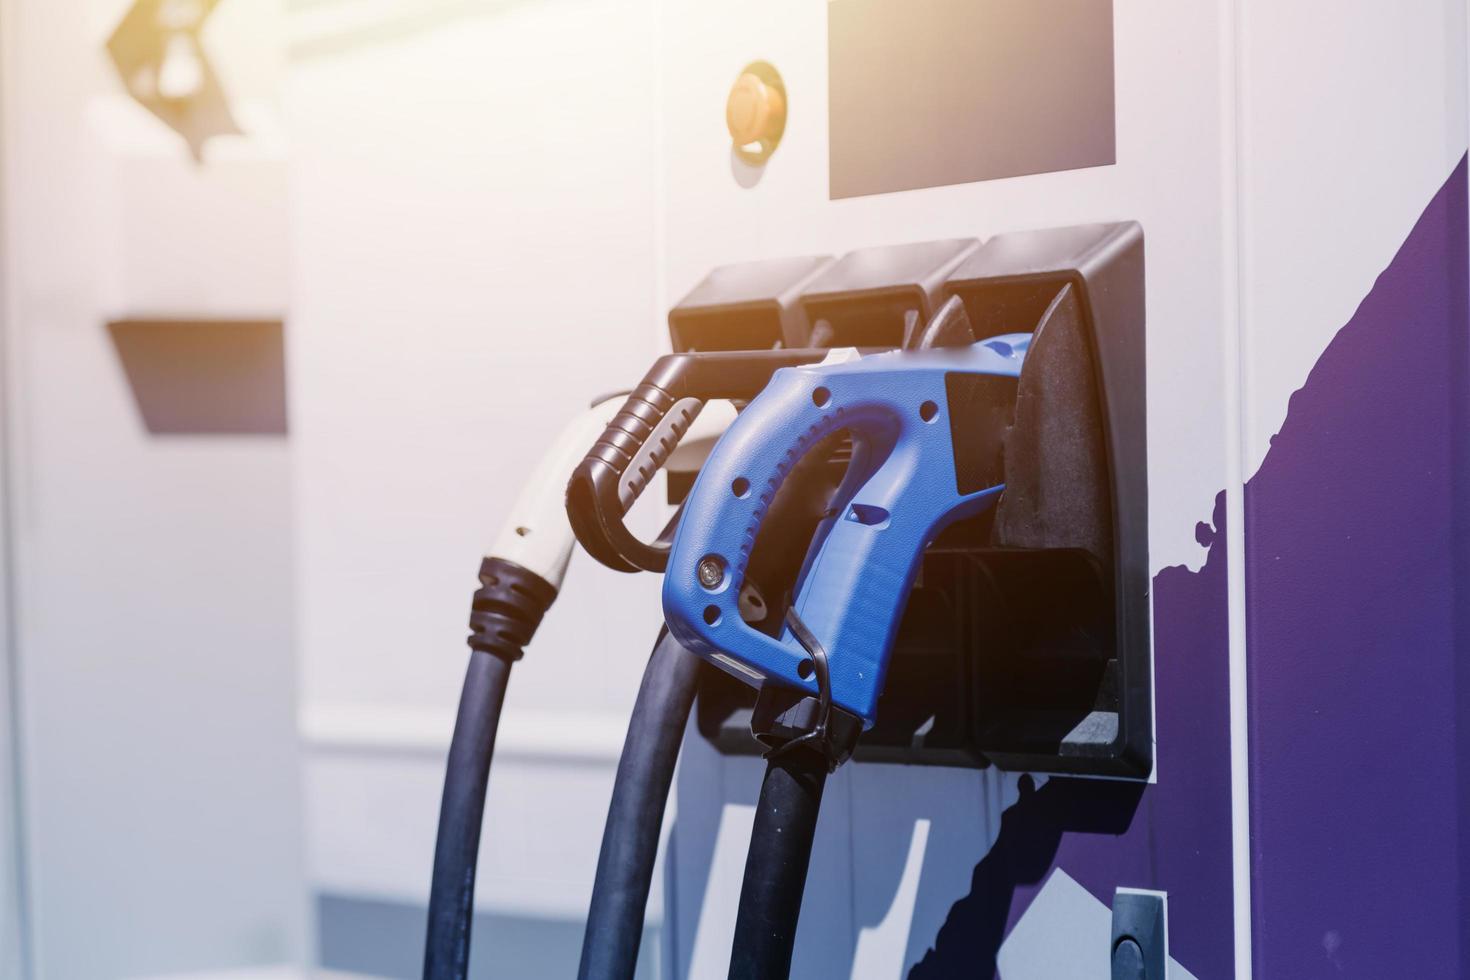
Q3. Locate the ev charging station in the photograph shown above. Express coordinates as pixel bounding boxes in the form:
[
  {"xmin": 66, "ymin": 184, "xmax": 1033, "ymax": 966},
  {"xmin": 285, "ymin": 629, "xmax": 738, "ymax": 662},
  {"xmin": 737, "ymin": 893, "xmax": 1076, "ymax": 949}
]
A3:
[
  {"xmin": 394, "ymin": 1, "xmax": 1469, "ymax": 975},
  {"xmin": 639, "ymin": 7, "xmax": 1467, "ymax": 976},
  {"xmin": 289, "ymin": 2, "xmax": 1466, "ymax": 977},
  {"xmin": 0, "ymin": 0, "xmax": 1464, "ymax": 978}
]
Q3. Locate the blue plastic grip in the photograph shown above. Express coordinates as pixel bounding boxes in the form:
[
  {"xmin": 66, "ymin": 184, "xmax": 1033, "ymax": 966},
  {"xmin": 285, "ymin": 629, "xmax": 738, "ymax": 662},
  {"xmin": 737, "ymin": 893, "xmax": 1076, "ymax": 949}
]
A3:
[{"xmin": 662, "ymin": 337, "xmax": 1029, "ymax": 726}]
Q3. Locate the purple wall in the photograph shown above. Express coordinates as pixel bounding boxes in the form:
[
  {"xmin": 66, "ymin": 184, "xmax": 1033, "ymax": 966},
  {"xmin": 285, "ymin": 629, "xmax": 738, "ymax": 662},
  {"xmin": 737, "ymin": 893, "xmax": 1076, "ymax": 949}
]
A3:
[{"xmin": 1245, "ymin": 158, "xmax": 1469, "ymax": 977}]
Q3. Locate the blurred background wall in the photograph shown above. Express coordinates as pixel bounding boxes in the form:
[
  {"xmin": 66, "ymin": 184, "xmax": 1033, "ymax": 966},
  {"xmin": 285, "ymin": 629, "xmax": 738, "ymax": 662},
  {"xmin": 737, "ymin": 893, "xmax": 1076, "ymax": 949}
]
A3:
[
  {"xmin": 1, "ymin": 368, "xmax": 22, "ymax": 977},
  {"xmin": 0, "ymin": 0, "xmax": 674, "ymax": 977},
  {"xmin": 0, "ymin": 0, "xmax": 303, "ymax": 976},
  {"xmin": 0, "ymin": 0, "xmax": 292, "ymax": 975}
]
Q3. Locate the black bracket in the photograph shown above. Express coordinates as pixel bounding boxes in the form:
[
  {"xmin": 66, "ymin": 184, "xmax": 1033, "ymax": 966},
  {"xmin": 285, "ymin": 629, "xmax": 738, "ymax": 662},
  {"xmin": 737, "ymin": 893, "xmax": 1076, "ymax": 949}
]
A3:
[{"xmin": 692, "ymin": 224, "xmax": 1152, "ymax": 780}]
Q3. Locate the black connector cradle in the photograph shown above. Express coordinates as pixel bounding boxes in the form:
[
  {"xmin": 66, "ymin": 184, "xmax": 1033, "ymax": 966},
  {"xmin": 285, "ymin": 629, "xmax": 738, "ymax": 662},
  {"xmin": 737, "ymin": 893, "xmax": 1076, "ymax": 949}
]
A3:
[{"xmin": 685, "ymin": 223, "xmax": 1151, "ymax": 780}]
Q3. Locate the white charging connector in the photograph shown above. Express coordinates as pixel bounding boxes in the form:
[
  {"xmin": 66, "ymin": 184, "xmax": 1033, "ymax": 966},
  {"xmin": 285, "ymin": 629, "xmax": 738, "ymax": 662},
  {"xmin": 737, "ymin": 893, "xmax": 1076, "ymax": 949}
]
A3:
[{"xmin": 490, "ymin": 396, "xmax": 736, "ymax": 590}]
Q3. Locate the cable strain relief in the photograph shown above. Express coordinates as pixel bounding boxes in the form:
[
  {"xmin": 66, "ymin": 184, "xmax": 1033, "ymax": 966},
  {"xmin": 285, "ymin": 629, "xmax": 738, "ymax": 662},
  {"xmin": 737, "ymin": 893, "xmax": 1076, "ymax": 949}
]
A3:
[
  {"xmin": 467, "ymin": 557, "xmax": 558, "ymax": 662},
  {"xmin": 750, "ymin": 686, "xmax": 862, "ymax": 771}
]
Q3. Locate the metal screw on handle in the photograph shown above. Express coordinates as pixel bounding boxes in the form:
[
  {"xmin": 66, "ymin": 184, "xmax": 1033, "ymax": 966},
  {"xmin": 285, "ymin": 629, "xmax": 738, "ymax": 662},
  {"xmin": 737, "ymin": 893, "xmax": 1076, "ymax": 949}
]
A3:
[{"xmin": 697, "ymin": 557, "xmax": 724, "ymax": 590}]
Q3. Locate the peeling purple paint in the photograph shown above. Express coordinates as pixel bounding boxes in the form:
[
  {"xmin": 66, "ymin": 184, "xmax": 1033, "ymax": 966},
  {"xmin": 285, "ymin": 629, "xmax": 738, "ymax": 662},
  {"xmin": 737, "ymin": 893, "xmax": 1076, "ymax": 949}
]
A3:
[
  {"xmin": 1048, "ymin": 489, "xmax": 1237, "ymax": 977},
  {"xmin": 911, "ymin": 488, "xmax": 1236, "ymax": 980},
  {"xmin": 914, "ymin": 157, "xmax": 1470, "ymax": 980},
  {"xmin": 1245, "ymin": 157, "xmax": 1469, "ymax": 977}
]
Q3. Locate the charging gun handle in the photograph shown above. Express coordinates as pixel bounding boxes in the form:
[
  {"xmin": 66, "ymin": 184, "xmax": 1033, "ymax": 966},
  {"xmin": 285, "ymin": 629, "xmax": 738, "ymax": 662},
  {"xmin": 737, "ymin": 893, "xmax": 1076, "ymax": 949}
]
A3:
[
  {"xmin": 566, "ymin": 349, "xmax": 827, "ymax": 573},
  {"xmin": 663, "ymin": 343, "xmax": 1025, "ymax": 724}
]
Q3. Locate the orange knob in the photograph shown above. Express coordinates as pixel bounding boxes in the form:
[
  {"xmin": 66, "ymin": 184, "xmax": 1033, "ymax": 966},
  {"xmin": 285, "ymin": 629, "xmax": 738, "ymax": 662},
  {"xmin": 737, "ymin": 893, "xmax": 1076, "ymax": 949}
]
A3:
[
  {"xmin": 727, "ymin": 72, "xmax": 781, "ymax": 146},
  {"xmin": 726, "ymin": 63, "xmax": 787, "ymax": 165}
]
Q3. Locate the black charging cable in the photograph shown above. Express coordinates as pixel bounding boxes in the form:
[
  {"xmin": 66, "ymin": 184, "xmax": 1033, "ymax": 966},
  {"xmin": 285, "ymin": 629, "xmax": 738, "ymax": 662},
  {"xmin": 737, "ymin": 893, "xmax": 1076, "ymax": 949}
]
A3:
[
  {"xmin": 728, "ymin": 749, "xmax": 829, "ymax": 980},
  {"xmin": 577, "ymin": 626, "xmax": 702, "ymax": 980},
  {"xmin": 423, "ymin": 557, "xmax": 556, "ymax": 980},
  {"xmin": 727, "ymin": 607, "xmax": 841, "ymax": 980}
]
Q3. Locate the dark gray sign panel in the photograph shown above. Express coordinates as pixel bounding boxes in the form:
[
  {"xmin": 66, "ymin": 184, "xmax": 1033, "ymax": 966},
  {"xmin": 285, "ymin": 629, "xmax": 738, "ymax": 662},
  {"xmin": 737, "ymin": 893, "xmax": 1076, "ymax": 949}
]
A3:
[
  {"xmin": 108, "ymin": 320, "xmax": 287, "ymax": 435},
  {"xmin": 828, "ymin": 0, "xmax": 1115, "ymax": 199}
]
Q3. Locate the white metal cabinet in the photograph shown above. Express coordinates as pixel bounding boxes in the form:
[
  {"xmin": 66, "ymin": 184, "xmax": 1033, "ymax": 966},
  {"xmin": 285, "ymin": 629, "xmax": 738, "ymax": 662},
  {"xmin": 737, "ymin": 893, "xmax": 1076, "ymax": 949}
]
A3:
[{"xmin": 655, "ymin": 2, "xmax": 1468, "ymax": 978}]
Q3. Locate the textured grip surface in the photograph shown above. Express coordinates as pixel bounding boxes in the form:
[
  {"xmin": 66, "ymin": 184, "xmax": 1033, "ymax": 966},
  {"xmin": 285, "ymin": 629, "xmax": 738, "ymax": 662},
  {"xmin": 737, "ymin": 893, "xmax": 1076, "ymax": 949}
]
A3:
[
  {"xmin": 618, "ymin": 396, "xmax": 703, "ymax": 510},
  {"xmin": 587, "ymin": 381, "xmax": 679, "ymax": 481},
  {"xmin": 567, "ymin": 349, "xmax": 831, "ymax": 573},
  {"xmin": 567, "ymin": 380, "xmax": 688, "ymax": 573}
]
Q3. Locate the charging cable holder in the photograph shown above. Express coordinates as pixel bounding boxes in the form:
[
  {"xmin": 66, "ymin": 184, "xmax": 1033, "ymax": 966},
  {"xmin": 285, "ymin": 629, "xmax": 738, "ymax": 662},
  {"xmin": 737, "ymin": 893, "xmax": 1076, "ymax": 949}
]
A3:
[{"xmin": 692, "ymin": 224, "xmax": 1151, "ymax": 779}]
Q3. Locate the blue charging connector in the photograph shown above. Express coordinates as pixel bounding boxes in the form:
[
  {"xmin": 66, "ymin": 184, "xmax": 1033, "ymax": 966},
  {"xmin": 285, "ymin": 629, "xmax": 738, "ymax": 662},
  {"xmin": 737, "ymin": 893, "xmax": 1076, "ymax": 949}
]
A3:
[{"xmin": 663, "ymin": 336, "xmax": 1030, "ymax": 728}]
